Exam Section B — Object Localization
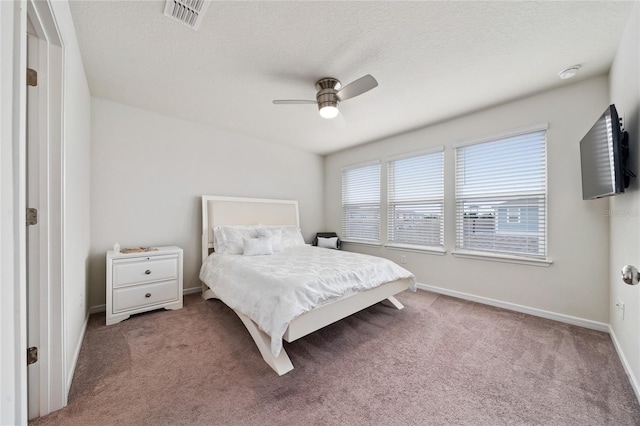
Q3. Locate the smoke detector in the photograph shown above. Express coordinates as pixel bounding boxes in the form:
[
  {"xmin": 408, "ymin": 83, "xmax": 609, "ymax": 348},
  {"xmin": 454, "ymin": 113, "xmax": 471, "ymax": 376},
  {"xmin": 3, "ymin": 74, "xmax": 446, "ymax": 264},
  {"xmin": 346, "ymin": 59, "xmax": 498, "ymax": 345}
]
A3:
[
  {"xmin": 558, "ymin": 65, "xmax": 581, "ymax": 80},
  {"xmin": 163, "ymin": 0, "xmax": 210, "ymax": 31}
]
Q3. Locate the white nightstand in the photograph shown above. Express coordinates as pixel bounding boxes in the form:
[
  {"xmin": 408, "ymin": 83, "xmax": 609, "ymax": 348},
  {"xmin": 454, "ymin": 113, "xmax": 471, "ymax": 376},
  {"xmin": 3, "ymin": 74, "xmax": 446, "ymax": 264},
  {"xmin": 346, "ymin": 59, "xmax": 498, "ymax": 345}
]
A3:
[{"xmin": 106, "ymin": 246, "xmax": 183, "ymax": 325}]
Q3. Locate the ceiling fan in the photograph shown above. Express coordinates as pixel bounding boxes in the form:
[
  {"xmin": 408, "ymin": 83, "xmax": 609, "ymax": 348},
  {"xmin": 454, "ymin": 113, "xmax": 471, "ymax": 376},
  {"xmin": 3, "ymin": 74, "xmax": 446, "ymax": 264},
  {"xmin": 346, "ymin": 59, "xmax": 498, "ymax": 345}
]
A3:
[{"xmin": 273, "ymin": 74, "xmax": 378, "ymax": 119}]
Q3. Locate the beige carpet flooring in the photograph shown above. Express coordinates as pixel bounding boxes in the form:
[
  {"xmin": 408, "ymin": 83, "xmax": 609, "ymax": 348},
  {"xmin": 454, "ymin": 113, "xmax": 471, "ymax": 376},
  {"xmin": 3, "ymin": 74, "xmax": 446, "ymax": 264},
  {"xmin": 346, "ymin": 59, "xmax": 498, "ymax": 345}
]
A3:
[{"xmin": 31, "ymin": 290, "xmax": 640, "ymax": 425}]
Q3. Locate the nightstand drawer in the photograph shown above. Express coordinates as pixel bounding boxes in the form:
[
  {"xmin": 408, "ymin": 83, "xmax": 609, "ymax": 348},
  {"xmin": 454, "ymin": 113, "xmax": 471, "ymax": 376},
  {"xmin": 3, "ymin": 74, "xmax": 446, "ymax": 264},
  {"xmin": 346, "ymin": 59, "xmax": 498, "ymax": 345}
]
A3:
[
  {"xmin": 112, "ymin": 280, "xmax": 179, "ymax": 313},
  {"xmin": 113, "ymin": 255, "xmax": 178, "ymax": 288}
]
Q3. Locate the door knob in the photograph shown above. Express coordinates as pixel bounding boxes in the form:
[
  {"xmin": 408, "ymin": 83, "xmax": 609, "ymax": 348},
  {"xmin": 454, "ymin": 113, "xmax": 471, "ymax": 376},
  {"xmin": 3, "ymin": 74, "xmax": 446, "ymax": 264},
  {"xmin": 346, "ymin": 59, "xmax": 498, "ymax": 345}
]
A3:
[{"xmin": 621, "ymin": 265, "xmax": 639, "ymax": 285}]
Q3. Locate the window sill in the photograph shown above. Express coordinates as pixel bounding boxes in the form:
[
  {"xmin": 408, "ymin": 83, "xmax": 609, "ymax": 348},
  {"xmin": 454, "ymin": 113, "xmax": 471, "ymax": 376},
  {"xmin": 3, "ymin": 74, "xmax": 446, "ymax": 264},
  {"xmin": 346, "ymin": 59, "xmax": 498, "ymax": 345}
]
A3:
[
  {"xmin": 341, "ymin": 240, "xmax": 383, "ymax": 248},
  {"xmin": 384, "ymin": 243, "xmax": 446, "ymax": 256},
  {"xmin": 451, "ymin": 249, "xmax": 552, "ymax": 267}
]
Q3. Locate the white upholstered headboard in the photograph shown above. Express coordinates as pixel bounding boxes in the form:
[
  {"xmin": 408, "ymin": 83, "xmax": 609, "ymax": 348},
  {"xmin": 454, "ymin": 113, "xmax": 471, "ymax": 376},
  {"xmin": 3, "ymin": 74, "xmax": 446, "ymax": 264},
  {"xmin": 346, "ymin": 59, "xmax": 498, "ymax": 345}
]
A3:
[{"xmin": 201, "ymin": 195, "xmax": 300, "ymax": 262}]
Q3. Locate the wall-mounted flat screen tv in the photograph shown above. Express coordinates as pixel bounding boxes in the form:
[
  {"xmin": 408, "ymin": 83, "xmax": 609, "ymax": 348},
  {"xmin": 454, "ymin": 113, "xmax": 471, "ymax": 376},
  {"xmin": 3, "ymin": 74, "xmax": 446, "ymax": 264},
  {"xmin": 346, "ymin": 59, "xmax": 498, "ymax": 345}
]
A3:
[{"xmin": 580, "ymin": 104, "xmax": 632, "ymax": 200}]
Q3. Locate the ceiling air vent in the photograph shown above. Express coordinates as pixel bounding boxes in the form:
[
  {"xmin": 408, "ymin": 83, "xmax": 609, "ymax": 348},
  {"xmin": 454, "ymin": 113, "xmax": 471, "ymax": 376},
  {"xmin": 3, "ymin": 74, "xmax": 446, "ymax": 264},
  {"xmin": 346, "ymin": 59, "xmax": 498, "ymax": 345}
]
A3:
[{"xmin": 163, "ymin": 0, "xmax": 210, "ymax": 31}]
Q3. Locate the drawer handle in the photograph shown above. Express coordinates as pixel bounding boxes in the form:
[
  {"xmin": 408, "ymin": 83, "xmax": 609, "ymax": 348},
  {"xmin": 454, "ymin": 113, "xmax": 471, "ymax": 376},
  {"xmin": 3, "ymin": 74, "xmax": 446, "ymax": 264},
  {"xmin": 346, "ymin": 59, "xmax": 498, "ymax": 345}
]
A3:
[
  {"xmin": 145, "ymin": 293, "xmax": 151, "ymax": 298},
  {"xmin": 145, "ymin": 270, "xmax": 151, "ymax": 275}
]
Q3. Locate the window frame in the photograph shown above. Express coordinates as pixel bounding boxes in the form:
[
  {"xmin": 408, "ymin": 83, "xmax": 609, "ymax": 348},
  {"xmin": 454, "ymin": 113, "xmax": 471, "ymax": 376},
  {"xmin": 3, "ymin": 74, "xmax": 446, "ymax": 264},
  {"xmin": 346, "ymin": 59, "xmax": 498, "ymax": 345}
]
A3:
[
  {"xmin": 452, "ymin": 124, "xmax": 551, "ymax": 265},
  {"xmin": 341, "ymin": 161, "xmax": 382, "ymax": 245},
  {"xmin": 386, "ymin": 147, "xmax": 445, "ymax": 253}
]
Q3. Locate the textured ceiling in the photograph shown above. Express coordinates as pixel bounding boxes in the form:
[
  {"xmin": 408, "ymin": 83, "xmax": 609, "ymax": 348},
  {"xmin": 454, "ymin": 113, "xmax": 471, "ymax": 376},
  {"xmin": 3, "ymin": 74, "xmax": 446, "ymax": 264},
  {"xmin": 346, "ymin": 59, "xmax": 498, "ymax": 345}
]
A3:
[{"xmin": 69, "ymin": 1, "xmax": 634, "ymax": 155}]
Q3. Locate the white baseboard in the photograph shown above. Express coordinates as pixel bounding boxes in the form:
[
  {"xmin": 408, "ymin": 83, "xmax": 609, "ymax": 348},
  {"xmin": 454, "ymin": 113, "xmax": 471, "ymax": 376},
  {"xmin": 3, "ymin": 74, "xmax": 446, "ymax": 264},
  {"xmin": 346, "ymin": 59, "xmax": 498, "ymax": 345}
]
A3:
[
  {"xmin": 67, "ymin": 311, "xmax": 90, "ymax": 394},
  {"xmin": 609, "ymin": 326, "xmax": 640, "ymax": 402},
  {"xmin": 417, "ymin": 283, "xmax": 609, "ymax": 332},
  {"xmin": 183, "ymin": 286, "xmax": 201, "ymax": 295},
  {"xmin": 89, "ymin": 304, "xmax": 105, "ymax": 314}
]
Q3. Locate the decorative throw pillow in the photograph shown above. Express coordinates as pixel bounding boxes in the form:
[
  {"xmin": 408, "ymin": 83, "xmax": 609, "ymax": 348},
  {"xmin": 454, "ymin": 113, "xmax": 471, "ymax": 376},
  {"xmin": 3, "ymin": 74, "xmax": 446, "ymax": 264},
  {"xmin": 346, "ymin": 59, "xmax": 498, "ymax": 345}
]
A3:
[
  {"xmin": 317, "ymin": 236, "xmax": 339, "ymax": 249},
  {"xmin": 243, "ymin": 237, "xmax": 274, "ymax": 256}
]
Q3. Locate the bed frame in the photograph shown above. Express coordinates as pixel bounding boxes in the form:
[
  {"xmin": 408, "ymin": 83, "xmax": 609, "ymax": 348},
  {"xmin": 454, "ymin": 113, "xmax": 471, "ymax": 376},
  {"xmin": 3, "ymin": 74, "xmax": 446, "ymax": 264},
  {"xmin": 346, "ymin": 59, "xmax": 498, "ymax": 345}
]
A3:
[{"xmin": 201, "ymin": 195, "xmax": 411, "ymax": 375}]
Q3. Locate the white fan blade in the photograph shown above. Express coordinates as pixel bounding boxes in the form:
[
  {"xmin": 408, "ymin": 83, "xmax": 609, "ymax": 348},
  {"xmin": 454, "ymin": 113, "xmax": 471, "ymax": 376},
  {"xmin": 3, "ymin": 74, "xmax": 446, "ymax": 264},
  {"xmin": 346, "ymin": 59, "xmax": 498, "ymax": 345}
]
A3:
[
  {"xmin": 336, "ymin": 74, "xmax": 378, "ymax": 101},
  {"xmin": 273, "ymin": 100, "xmax": 316, "ymax": 105}
]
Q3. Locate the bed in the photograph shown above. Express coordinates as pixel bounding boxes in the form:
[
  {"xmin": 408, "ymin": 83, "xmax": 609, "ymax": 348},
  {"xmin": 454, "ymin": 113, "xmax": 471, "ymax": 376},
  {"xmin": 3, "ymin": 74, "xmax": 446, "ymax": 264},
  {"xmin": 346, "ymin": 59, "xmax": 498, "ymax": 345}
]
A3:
[{"xmin": 199, "ymin": 195, "xmax": 416, "ymax": 375}]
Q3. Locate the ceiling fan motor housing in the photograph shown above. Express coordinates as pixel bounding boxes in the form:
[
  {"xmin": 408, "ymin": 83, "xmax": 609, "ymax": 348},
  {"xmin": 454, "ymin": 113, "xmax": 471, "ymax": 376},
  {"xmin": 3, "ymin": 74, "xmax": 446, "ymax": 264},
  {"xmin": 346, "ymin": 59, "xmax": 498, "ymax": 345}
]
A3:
[{"xmin": 315, "ymin": 77, "xmax": 341, "ymax": 112}]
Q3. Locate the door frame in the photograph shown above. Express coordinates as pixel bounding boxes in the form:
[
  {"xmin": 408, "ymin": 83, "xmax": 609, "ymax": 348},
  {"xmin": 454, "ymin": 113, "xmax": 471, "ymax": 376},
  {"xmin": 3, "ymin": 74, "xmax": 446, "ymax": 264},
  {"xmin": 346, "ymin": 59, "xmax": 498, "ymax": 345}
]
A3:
[
  {"xmin": 26, "ymin": 0, "xmax": 66, "ymax": 417},
  {"xmin": 0, "ymin": 0, "xmax": 66, "ymax": 423}
]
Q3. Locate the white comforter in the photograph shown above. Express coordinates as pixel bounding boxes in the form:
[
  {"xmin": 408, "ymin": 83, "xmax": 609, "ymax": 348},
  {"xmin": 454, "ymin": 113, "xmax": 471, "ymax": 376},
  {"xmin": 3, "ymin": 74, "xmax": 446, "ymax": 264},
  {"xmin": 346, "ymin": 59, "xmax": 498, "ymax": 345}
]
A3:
[{"xmin": 199, "ymin": 245, "xmax": 416, "ymax": 357}]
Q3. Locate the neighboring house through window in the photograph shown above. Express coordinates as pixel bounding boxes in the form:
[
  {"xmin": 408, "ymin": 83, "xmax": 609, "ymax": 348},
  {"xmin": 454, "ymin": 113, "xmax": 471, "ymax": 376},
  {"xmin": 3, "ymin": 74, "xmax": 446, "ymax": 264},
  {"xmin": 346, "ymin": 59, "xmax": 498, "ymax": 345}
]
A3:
[{"xmin": 506, "ymin": 207, "xmax": 521, "ymax": 224}]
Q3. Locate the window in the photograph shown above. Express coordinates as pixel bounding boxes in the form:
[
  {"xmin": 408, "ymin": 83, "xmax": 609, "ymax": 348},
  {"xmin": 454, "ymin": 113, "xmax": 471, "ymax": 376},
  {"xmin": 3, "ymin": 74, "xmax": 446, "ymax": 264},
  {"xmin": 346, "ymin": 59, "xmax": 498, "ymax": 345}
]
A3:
[
  {"xmin": 342, "ymin": 162, "xmax": 381, "ymax": 243},
  {"xmin": 387, "ymin": 149, "xmax": 444, "ymax": 249},
  {"xmin": 455, "ymin": 128, "xmax": 547, "ymax": 259}
]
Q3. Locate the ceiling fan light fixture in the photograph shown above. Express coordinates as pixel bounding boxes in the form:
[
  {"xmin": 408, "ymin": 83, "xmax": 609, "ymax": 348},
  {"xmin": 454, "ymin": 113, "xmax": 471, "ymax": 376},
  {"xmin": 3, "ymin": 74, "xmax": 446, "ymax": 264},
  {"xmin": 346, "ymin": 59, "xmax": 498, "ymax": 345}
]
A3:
[
  {"xmin": 319, "ymin": 105, "xmax": 339, "ymax": 119},
  {"xmin": 273, "ymin": 74, "xmax": 377, "ymax": 120}
]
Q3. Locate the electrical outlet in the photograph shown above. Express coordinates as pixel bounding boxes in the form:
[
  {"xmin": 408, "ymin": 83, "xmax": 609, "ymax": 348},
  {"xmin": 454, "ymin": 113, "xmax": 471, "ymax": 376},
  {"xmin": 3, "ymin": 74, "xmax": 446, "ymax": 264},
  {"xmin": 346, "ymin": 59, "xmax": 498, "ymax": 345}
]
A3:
[
  {"xmin": 616, "ymin": 298, "xmax": 625, "ymax": 320},
  {"xmin": 400, "ymin": 255, "xmax": 407, "ymax": 264}
]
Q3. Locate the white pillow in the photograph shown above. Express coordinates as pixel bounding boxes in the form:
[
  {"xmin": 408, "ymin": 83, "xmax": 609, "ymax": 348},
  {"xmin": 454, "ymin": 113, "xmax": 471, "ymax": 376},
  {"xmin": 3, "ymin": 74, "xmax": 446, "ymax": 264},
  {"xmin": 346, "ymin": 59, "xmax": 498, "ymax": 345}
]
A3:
[
  {"xmin": 259, "ymin": 225, "xmax": 305, "ymax": 249},
  {"xmin": 317, "ymin": 236, "xmax": 339, "ymax": 249},
  {"xmin": 212, "ymin": 230, "xmax": 223, "ymax": 253},
  {"xmin": 243, "ymin": 237, "xmax": 273, "ymax": 256},
  {"xmin": 256, "ymin": 227, "xmax": 283, "ymax": 252},
  {"xmin": 214, "ymin": 225, "xmax": 258, "ymax": 254},
  {"xmin": 280, "ymin": 225, "xmax": 306, "ymax": 248}
]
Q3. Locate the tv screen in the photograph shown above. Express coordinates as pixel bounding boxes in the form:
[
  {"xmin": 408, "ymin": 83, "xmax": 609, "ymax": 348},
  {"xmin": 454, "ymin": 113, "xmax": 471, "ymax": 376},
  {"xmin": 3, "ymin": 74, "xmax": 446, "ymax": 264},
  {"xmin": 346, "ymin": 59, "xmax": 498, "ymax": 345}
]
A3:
[{"xmin": 580, "ymin": 104, "xmax": 629, "ymax": 200}]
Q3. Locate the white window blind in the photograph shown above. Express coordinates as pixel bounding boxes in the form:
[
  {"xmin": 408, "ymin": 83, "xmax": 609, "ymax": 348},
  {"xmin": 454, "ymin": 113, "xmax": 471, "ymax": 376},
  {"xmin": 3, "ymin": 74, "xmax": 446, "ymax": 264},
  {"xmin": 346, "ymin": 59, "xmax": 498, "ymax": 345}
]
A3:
[
  {"xmin": 342, "ymin": 162, "xmax": 381, "ymax": 243},
  {"xmin": 455, "ymin": 129, "xmax": 547, "ymax": 258},
  {"xmin": 387, "ymin": 150, "xmax": 444, "ymax": 248}
]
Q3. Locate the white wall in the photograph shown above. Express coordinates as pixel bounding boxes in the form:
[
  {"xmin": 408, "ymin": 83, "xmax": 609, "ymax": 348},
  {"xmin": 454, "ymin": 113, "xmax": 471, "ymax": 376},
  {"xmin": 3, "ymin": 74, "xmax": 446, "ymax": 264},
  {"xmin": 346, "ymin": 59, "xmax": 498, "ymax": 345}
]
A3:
[
  {"xmin": 609, "ymin": 3, "xmax": 640, "ymax": 395},
  {"xmin": 326, "ymin": 76, "xmax": 611, "ymax": 324},
  {"xmin": 89, "ymin": 98, "xmax": 325, "ymax": 307},
  {"xmin": 49, "ymin": 0, "xmax": 92, "ymax": 392}
]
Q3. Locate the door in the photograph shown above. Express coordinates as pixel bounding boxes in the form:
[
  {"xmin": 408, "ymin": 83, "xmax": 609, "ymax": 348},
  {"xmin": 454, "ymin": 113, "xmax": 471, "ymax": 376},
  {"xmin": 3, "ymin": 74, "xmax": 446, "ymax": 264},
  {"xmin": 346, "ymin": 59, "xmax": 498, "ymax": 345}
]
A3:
[{"xmin": 26, "ymin": 21, "xmax": 40, "ymax": 421}]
